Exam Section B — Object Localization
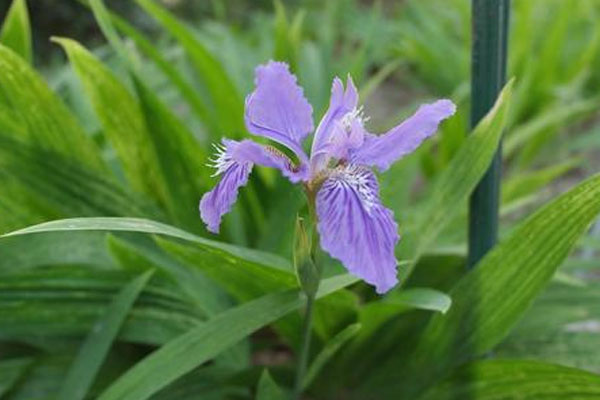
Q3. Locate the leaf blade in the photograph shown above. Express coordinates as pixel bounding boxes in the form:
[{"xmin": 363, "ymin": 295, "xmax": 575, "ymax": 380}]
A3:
[
  {"xmin": 58, "ymin": 271, "xmax": 154, "ymax": 400},
  {"xmin": 97, "ymin": 274, "xmax": 357, "ymax": 400}
]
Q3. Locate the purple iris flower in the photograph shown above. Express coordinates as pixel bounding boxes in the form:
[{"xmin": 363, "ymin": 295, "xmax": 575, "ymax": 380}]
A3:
[{"xmin": 200, "ymin": 61, "xmax": 456, "ymax": 293}]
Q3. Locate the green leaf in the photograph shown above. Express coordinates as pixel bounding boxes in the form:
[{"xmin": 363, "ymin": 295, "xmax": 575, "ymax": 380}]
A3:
[
  {"xmin": 0, "ymin": 230, "xmax": 115, "ymax": 273},
  {"xmin": 106, "ymin": 235, "xmax": 229, "ymax": 318},
  {"xmin": 134, "ymin": 0, "xmax": 244, "ymax": 136},
  {"xmin": 0, "ymin": 268, "xmax": 201, "ymax": 345},
  {"xmin": 369, "ymin": 171, "xmax": 600, "ymax": 398},
  {"xmin": 502, "ymin": 159, "xmax": 579, "ymax": 204},
  {"xmin": 158, "ymin": 236, "xmax": 358, "ymax": 345},
  {"xmin": 400, "ymin": 79, "xmax": 513, "ymax": 280},
  {"xmin": 0, "ymin": 45, "xmax": 104, "ymax": 171},
  {"xmin": 1, "ymin": 217, "xmax": 290, "ymax": 271},
  {"xmin": 496, "ymin": 281, "xmax": 600, "ymax": 372},
  {"xmin": 53, "ymin": 37, "xmax": 170, "ymax": 207},
  {"xmin": 0, "ymin": 0, "xmax": 32, "ymax": 63},
  {"xmin": 0, "ymin": 357, "xmax": 33, "ymax": 396},
  {"xmin": 0, "ymin": 135, "xmax": 157, "ymax": 222},
  {"xmin": 97, "ymin": 274, "xmax": 358, "ymax": 400},
  {"xmin": 131, "ymin": 77, "xmax": 210, "ymax": 232},
  {"xmin": 386, "ymin": 288, "xmax": 452, "ymax": 314},
  {"xmin": 58, "ymin": 271, "xmax": 154, "ymax": 400},
  {"xmin": 88, "ymin": 0, "xmax": 137, "ymax": 68},
  {"xmin": 108, "ymin": 14, "xmax": 213, "ymax": 131},
  {"xmin": 504, "ymin": 98, "xmax": 600, "ymax": 159},
  {"xmin": 302, "ymin": 323, "xmax": 361, "ymax": 390},
  {"xmin": 418, "ymin": 360, "xmax": 600, "ymax": 400},
  {"xmin": 256, "ymin": 370, "xmax": 286, "ymax": 400}
]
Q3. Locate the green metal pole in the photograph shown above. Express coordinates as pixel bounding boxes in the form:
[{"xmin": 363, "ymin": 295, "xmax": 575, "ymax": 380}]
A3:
[{"xmin": 468, "ymin": 0, "xmax": 510, "ymax": 268}]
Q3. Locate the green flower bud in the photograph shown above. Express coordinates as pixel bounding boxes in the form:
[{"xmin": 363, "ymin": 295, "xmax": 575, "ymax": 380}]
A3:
[{"xmin": 293, "ymin": 216, "xmax": 321, "ymax": 297}]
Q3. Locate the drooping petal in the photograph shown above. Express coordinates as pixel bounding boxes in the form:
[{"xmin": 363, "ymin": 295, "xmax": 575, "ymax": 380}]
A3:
[
  {"xmin": 200, "ymin": 139, "xmax": 305, "ymax": 233},
  {"xmin": 316, "ymin": 165, "xmax": 400, "ymax": 293},
  {"xmin": 244, "ymin": 61, "xmax": 313, "ymax": 163},
  {"xmin": 310, "ymin": 75, "xmax": 358, "ymax": 172},
  {"xmin": 350, "ymin": 99, "xmax": 456, "ymax": 171},
  {"xmin": 200, "ymin": 158, "xmax": 251, "ymax": 234}
]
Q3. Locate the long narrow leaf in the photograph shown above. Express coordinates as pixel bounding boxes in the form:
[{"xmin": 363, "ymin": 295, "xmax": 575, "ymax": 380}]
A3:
[
  {"xmin": 399, "ymin": 80, "xmax": 513, "ymax": 281},
  {"xmin": 2, "ymin": 217, "xmax": 290, "ymax": 270},
  {"xmin": 0, "ymin": 0, "xmax": 31, "ymax": 63},
  {"xmin": 58, "ymin": 271, "xmax": 154, "ymax": 400},
  {"xmin": 98, "ymin": 274, "xmax": 358, "ymax": 400},
  {"xmin": 418, "ymin": 360, "xmax": 600, "ymax": 400},
  {"xmin": 368, "ymin": 171, "xmax": 600, "ymax": 398}
]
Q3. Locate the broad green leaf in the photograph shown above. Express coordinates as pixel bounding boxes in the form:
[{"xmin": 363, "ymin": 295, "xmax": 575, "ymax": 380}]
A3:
[
  {"xmin": 502, "ymin": 159, "xmax": 579, "ymax": 204},
  {"xmin": 504, "ymin": 98, "xmax": 600, "ymax": 158},
  {"xmin": 0, "ymin": 0, "xmax": 31, "ymax": 63},
  {"xmin": 0, "ymin": 45, "xmax": 104, "ymax": 170},
  {"xmin": 418, "ymin": 360, "xmax": 600, "ymax": 400},
  {"xmin": 2, "ymin": 217, "xmax": 290, "ymax": 271},
  {"xmin": 107, "ymin": 235, "xmax": 230, "ymax": 318},
  {"xmin": 0, "ymin": 357, "xmax": 33, "ymax": 396},
  {"xmin": 368, "ymin": 171, "xmax": 600, "ymax": 398},
  {"xmin": 88, "ymin": 0, "xmax": 137, "ymax": 68},
  {"xmin": 497, "ymin": 281, "xmax": 600, "ymax": 372},
  {"xmin": 107, "ymin": 234, "xmax": 250, "ymax": 373},
  {"xmin": 256, "ymin": 370, "xmax": 286, "ymax": 400},
  {"xmin": 97, "ymin": 274, "xmax": 358, "ymax": 400},
  {"xmin": 0, "ymin": 268, "xmax": 201, "ymax": 345},
  {"xmin": 132, "ymin": 77, "xmax": 210, "ymax": 232},
  {"xmin": 302, "ymin": 323, "xmax": 361, "ymax": 390},
  {"xmin": 58, "ymin": 271, "xmax": 154, "ymax": 400},
  {"xmin": 53, "ymin": 37, "xmax": 169, "ymax": 207},
  {"xmin": 134, "ymin": 0, "xmax": 244, "ymax": 137},
  {"xmin": 273, "ymin": 0, "xmax": 304, "ymax": 71},
  {"xmin": 109, "ymin": 14, "xmax": 213, "ymax": 131},
  {"xmin": 399, "ymin": 79, "xmax": 513, "ymax": 281},
  {"xmin": 0, "ymin": 231, "xmax": 115, "ymax": 273},
  {"xmin": 158, "ymin": 236, "xmax": 358, "ymax": 345},
  {"xmin": 0, "ymin": 135, "xmax": 158, "ymax": 222},
  {"xmin": 387, "ymin": 288, "xmax": 452, "ymax": 314}
]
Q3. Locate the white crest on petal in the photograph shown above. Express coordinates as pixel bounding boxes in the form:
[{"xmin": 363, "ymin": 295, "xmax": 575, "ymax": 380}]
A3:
[
  {"xmin": 207, "ymin": 143, "xmax": 236, "ymax": 177},
  {"xmin": 327, "ymin": 164, "xmax": 377, "ymax": 213}
]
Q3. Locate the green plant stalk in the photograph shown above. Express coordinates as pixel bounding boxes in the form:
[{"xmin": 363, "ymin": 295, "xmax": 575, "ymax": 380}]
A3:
[
  {"xmin": 293, "ymin": 292, "xmax": 316, "ymax": 399},
  {"xmin": 468, "ymin": 0, "xmax": 510, "ymax": 268},
  {"xmin": 293, "ymin": 189, "xmax": 322, "ymax": 399}
]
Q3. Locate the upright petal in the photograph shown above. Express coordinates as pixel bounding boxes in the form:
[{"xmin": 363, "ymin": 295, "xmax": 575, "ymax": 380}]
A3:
[
  {"xmin": 200, "ymin": 139, "xmax": 305, "ymax": 233},
  {"xmin": 310, "ymin": 76, "xmax": 358, "ymax": 171},
  {"xmin": 316, "ymin": 165, "xmax": 400, "ymax": 293},
  {"xmin": 351, "ymin": 100, "xmax": 456, "ymax": 171},
  {"xmin": 245, "ymin": 61, "xmax": 313, "ymax": 163}
]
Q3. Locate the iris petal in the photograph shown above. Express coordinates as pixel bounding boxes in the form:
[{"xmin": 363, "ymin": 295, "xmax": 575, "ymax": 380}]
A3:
[
  {"xmin": 310, "ymin": 76, "xmax": 358, "ymax": 173},
  {"xmin": 316, "ymin": 165, "xmax": 400, "ymax": 293},
  {"xmin": 244, "ymin": 61, "xmax": 313, "ymax": 165},
  {"xmin": 351, "ymin": 100, "xmax": 456, "ymax": 171},
  {"xmin": 200, "ymin": 139, "xmax": 305, "ymax": 233}
]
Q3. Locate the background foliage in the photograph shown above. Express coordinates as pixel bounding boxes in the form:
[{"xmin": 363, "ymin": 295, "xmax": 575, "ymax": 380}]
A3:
[{"xmin": 1, "ymin": 0, "xmax": 600, "ymax": 399}]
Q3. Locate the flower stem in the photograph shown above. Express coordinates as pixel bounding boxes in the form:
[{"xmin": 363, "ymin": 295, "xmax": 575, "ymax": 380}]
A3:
[
  {"xmin": 293, "ymin": 188, "xmax": 321, "ymax": 399},
  {"xmin": 293, "ymin": 292, "xmax": 316, "ymax": 399}
]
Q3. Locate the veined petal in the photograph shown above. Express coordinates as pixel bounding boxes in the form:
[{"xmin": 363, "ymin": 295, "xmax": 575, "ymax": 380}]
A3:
[
  {"xmin": 316, "ymin": 165, "xmax": 400, "ymax": 293},
  {"xmin": 200, "ymin": 139, "xmax": 306, "ymax": 233},
  {"xmin": 200, "ymin": 158, "xmax": 251, "ymax": 234},
  {"xmin": 310, "ymin": 76, "xmax": 358, "ymax": 172},
  {"xmin": 244, "ymin": 61, "xmax": 312, "ymax": 163},
  {"xmin": 351, "ymin": 99, "xmax": 456, "ymax": 171}
]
